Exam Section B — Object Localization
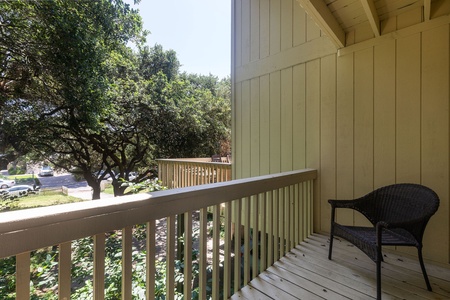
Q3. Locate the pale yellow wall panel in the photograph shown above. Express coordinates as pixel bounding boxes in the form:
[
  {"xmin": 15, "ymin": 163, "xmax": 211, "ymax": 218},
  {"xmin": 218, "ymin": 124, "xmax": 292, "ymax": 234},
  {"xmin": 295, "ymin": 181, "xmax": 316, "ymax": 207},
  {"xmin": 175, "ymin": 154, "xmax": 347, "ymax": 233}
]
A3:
[
  {"xmin": 293, "ymin": 1, "xmax": 307, "ymax": 46},
  {"xmin": 260, "ymin": 0, "xmax": 270, "ymax": 58},
  {"xmin": 270, "ymin": 0, "xmax": 281, "ymax": 55},
  {"xmin": 396, "ymin": 7, "xmax": 422, "ymax": 30},
  {"xmin": 373, "ymin": 40, "xmax": 396, "ymax": 188},
  {"xmin": 292, "ymin": 64, "xmax": 306, "ymax": 170},
  {"xmin": 269, "ymin": 71, "xmax": 281, "ymax": 173},
  {"xmin": 320, "ymin": 55, "xmax": 337, "ymax": 232},
  {"xmin": 354, "ymin": 21, "xmax": 375, "ymax": 43},
  {"xmin": 281, "ymin": 68, "xmax": 293, "ymax": 172},
  {"xmin": 234, "ymin": 82, "xmax": 243, "ymax": 179},
  {"xmin": 235, "ymin": 0, "xmax": 242, "ymax": 68},
  {"xmin": 396, "ymin": 34, "xmax": 421, "ymax": 184},
  {"xmin": 251, "ymin": 0, "xmax": 260, "ymax": 62},
  {"xmin": 241, "ymin": 80, "xmax": 251, "ymax": 179},
  {"xmin": 242, "ymin": 0, "xmax": 251, "ymax": 65},
  {"xmin": 281, "ymin": 0, "xmax": 293, "ymax": 51},
  {"xmin": 305, "ymin": 60, "xmax": 321, "ymax": 231},
  {"xmin": 421, "ymin": 25, "xmax": 449, "ymax": 263},
  {"xmin": 336, "ymin": 52, "xmax": 354, "ymax": 225},
  {"xmin": 250, "ymin": 78, "xmax": 261, "ymax": 176},
  {"xmin": 306, "ymin": 15, "xmax": 321, "ymax": 41},
  {"xmin": 260, "ymin": 74, "xmax": 271, "ymax": 175},
  {"xmin": 353, "ymin": 48, "xmax": 374, "ymax": 227}
]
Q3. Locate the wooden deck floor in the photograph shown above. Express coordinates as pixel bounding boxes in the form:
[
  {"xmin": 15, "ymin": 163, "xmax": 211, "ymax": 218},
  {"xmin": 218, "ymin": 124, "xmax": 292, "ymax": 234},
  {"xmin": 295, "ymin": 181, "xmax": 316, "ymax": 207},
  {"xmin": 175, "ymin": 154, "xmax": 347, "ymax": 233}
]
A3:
[{"xmin": 231, "ymin": 234, "xmax": 450, "ymax": 300}]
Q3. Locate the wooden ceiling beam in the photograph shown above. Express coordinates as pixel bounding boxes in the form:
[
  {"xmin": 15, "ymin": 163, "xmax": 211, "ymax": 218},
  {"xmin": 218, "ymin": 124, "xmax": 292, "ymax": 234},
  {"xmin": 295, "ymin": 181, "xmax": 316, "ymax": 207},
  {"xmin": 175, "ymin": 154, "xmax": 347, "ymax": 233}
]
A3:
[
  {"xmin": 296, "ymin": 0, "xmax": 345, "ymax": 48},
  {"xmin": 424, "ymin": 0, "xmax": 431, "ymax": 21},
  {"xmin": 360, "ymin": 0, "xmax": 380, "ymax": 37}
]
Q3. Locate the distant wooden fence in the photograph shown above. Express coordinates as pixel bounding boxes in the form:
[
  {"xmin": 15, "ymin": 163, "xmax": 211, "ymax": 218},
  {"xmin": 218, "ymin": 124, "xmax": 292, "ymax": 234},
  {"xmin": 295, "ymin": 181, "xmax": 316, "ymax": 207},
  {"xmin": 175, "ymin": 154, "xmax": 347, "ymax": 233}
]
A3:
[{"xmin": 157, "ymin": 158, "xmax": 232, "ymax": 189}]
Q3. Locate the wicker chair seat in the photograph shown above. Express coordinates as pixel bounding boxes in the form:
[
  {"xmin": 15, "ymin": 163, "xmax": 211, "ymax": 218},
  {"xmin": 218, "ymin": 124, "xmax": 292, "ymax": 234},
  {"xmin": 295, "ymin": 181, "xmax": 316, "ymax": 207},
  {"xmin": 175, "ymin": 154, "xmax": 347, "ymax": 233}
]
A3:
[
  {"xmin": 328, "ymin": 183, "xmax": 439, "ymax": 300},
  {"xmin": 333, "ymin": 224, "xmax": 417, "ymax": 262}
]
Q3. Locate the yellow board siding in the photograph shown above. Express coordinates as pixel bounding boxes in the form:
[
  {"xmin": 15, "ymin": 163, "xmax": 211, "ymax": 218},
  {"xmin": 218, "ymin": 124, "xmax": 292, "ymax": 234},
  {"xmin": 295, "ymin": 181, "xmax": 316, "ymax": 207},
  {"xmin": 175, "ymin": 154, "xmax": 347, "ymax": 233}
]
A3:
[{"xmin": 232, "ymin": 0, "xmax": 450, "ymax": 263}]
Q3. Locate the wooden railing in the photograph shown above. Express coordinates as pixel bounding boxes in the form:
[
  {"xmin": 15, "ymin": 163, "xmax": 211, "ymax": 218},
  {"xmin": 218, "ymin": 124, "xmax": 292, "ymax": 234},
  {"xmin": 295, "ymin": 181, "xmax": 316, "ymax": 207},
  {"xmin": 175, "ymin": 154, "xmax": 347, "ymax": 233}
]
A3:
[
  {"xmin": 0, "ymin": 169, "xmax": 316, "ymax": 299},
  {"xmin": 157, "ymin": 158, "xmax": 232, "ymax": 189}
]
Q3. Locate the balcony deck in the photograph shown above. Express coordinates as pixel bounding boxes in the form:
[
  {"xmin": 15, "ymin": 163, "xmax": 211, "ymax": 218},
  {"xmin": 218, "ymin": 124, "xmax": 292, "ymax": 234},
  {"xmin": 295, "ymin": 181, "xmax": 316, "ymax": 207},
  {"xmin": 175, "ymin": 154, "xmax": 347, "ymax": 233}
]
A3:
[{"xmin": 232, "ymin": 234, "xmax": 450, "ymax": 300}]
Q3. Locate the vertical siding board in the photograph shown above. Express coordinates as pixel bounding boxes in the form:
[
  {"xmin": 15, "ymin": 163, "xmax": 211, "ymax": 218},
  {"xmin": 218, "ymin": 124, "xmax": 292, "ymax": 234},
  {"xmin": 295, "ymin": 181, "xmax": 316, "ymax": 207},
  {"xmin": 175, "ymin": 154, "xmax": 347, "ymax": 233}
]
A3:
[
  {"xmin": 281, "ymin": 68, "xmax": 293, "ymax": 172},
  {"xmin": 421, "ymin": 26, "xmax": 449, "ymax": 262},
  {"xmin": 260, "ymin": 0, "xmax": 270, "ymax": 58},
  {"xmin": 251, "ymin": 0, "xmax": 260, "ymax": 62},
  {"xmin": 354, "ymin": 48, "xmax": 374, "ymax": 226},
  {"xmin": 293, "ymin": 64, "xmax": 306, "ymax": 170},
  {"xmin": 374, "ymin": 40, "xmax": 396, "ymax": 188},
  {"xmin": 242, "ymin": 80, "xmax": 252, "ymax": 178},
  {"xmin": 305, "ymin": 60, "xmax": 321, "ymax": 231},
  {"xmin": 336, "ymin": 53, "xmax": 354, "ymax": 224},
  {"xmin": 306, "ymin": 14, "xmax": 321, "ymax": 41},
  {"xmin": 281, "ymin": 0, "xmax": 293, "ymax": 51},
  {"xmin": 235, "ymin": 82, "xmax": 243, "ymax": 179},
  {"xmin": 293, "ymin": 2, "xmax": 306, "ymax": 46},
  {"xmin": 251, "ymin": 78, "xmax": 261, "ymax": 176},
  {"xmin": 270, "ymin": 0, "xmax": 281, "ymax": 55},
  {"xmin": 235, "ymin": 0, "xmax": 242, "ymax": 68},
  {"xmin": 270, "ymin": 71, "xmax": 281, "ymax": 173},
  {"xmin": 260, "ymin": 74, "xmax": 271, "ymax": 175},
  {"xmin": 396, "ymin": 34, "xmax": 421, "ymax": 183},
  {"xmin": 320, "ymin": 55, "xmax": 337, "ymax": 233},
  {"xmin": 242, "ymin": 0, "xmax": 251, "ymax": 65}
]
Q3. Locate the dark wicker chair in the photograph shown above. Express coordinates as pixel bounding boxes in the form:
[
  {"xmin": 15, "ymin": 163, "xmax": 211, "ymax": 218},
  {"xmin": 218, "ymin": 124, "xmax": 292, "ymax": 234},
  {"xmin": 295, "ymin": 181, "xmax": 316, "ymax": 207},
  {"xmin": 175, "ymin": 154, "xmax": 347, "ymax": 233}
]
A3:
[{"xmin": 328, "ymin": 183, "xmax": 439, "ymax": 300}]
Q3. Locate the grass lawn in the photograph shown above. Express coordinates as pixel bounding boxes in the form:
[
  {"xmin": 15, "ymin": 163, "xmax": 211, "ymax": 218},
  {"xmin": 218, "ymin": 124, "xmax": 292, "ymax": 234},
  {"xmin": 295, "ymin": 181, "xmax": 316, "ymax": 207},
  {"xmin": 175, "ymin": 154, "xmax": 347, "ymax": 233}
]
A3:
[{"xmin": 2, "ymin": 190, "xmax": 83, "ymax": 211}]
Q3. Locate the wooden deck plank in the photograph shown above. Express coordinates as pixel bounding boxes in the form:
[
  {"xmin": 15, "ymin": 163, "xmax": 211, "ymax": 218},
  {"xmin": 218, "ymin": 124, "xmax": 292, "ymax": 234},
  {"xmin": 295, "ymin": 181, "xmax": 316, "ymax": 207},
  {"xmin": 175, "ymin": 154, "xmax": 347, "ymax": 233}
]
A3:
[{"xmin": 231, "ymin": 234, "xmax": 450, "ymax": 300}]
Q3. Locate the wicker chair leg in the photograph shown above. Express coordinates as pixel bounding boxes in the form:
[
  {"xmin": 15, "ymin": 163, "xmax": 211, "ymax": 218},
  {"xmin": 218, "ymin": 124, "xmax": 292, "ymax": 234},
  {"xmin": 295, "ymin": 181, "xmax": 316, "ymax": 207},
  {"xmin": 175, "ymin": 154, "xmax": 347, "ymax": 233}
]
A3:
[
  {"xmin": 376, "ymin": 259, "xmax": 382, "ymax": 300},
  {"xmin": 418, "ymin": 248, "xmax": 432, "ymax": 291},
  {"xmin": 328, "ymin": 233, "xmax": 334, "ymax": 260}
]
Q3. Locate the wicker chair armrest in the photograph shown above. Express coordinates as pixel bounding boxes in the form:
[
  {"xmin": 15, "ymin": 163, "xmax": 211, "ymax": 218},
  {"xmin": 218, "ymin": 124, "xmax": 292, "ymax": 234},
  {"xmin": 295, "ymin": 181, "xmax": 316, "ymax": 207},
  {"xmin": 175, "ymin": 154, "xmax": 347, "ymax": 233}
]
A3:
[
  {"xmin": 376, "ymin": 217, "xmax": 428, "ymax": 230},
  {"xmin": 328, "ymin": 199, "xmax": 361, "ymax": 209}
]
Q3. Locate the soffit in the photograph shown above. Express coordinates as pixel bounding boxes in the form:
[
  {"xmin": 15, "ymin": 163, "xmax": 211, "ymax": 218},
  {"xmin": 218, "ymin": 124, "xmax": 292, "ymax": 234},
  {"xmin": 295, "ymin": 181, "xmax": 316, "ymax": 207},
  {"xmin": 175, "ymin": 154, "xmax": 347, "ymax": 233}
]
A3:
[{"xmin": 297, "ymin": 0, "xmax": 437, "ymax": 48}]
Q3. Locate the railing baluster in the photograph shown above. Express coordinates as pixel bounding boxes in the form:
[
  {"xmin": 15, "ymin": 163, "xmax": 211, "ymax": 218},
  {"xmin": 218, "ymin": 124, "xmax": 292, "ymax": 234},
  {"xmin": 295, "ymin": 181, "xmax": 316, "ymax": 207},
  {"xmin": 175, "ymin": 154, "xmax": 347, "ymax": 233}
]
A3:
[
  {"xmin": 294, "ymin": 183, "xmax": 300, "ymax": 245},
  {"xmin": 284, "ymin": 186, "xmax": 290, "ymax": 253},
  {"xmin": 279, "ymin": 188, "xmax": 285, "ymax": 257},
  {"xmin": 251, "ymin": 195, "xmax": 259, "ymax": 279},
  {"xmin": 146, "ymin": 220, "xmax": 156, "ymax": 300},
  {"xmin": 267, "ymin": 191, "xmax": 273, "ymax": 267},
  {"xmin": 260, "ymin": 192, "xmax": 267, "ymax": 272},
  {"xmin": 183, "ymin": 212, "xmax": 192, "ymax": 298},
  {"xmin": 291, "ymin": 187, "xmax": 296, "ymax": 246},
  {"xmin": 233, "ymin": 198, "xmax": 242, "ymax": 293},
  {"xmin": 199, "ymin": 208, "xmax": 208, "ymax": 300},
  {"xmin": 122, "ymin": 226, "xmax": 133, "ymax": 300},
  {"xmin": 16, "ymin": 251, "xmax": 30, "ymax": 300},
  {"xmin": 59, "ymin": 241, "xmax": 71, "ymax": 300},
  {"xmin": 223, "ymin": 201, "xmax": 232, "ymax": 299},
  {"xmin": 212, "ymin": 204, "xmax": 220, "ymax": 299},
  {"xmin": 243, "ymin": 197, "xmax": 251, "ymax": 285},
  {"xmin": 273, "ymin": 189, "xmax": 279, "ymax": 262},
  {"xmin": 166, "ymin": 216, "xmax": 175, "ymax": 300},
  {"xmin": 94, "ymin": 234, "xmax": 105, "ymax": 300}
]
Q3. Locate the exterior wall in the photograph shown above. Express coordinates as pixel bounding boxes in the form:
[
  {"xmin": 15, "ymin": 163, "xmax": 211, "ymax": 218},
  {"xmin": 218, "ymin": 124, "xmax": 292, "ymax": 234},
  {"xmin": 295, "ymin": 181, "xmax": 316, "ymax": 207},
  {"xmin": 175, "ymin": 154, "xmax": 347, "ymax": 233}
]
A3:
[{"xmin": 232, "ymin": 0, "xmax": 450, "ymax": 264}]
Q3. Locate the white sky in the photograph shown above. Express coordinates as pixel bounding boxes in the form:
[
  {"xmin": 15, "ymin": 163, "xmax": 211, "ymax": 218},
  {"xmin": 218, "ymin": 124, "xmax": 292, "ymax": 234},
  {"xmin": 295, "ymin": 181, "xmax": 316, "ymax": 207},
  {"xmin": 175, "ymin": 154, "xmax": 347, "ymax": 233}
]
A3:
[{"xmin": 129, "ymin": 0, "xmax": 231, "ymax": 79}]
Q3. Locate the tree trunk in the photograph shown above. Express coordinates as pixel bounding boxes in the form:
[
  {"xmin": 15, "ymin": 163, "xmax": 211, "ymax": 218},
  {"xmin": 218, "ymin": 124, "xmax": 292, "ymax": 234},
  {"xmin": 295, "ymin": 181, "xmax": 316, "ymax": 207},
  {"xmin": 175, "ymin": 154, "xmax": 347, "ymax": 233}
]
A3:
[{"xmin": 91, "ymin": 184, "xmax": 101, "ymax": 200}]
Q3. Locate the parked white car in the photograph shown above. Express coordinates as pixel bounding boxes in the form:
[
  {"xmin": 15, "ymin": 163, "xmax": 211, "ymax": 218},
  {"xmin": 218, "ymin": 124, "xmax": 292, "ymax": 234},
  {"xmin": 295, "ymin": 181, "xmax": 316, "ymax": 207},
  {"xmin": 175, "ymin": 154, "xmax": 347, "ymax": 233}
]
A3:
[
  {"xmin": 1, "ymin": 185, "xmax": 34, "ymax": 199},
  {"xmin": 39, "ymin": 166, "xmax": 54, "ymax": 176},
  {"xmin": 0, "ymin": 179, "xmax": 15, "ymax": 189}
]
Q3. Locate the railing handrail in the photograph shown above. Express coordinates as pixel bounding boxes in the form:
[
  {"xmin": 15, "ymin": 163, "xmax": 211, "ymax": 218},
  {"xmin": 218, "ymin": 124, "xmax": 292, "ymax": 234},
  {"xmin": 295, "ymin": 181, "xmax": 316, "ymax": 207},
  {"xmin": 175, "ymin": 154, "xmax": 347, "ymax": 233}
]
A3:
[
  {"xmin": 156, "ymin": 158, "xmax": 231, "ymax": 165},
  {"xmin": 0, "ymin": 169, "xmax": 316, "ymax": 259}
]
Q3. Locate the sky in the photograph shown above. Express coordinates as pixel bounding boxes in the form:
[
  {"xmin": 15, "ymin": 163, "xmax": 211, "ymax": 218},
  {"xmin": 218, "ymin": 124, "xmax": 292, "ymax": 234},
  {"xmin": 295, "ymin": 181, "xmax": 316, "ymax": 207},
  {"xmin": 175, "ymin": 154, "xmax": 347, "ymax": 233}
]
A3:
[{"xmin": 128, "ymin": 0, "xmax": 231, "ymax": 79}]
